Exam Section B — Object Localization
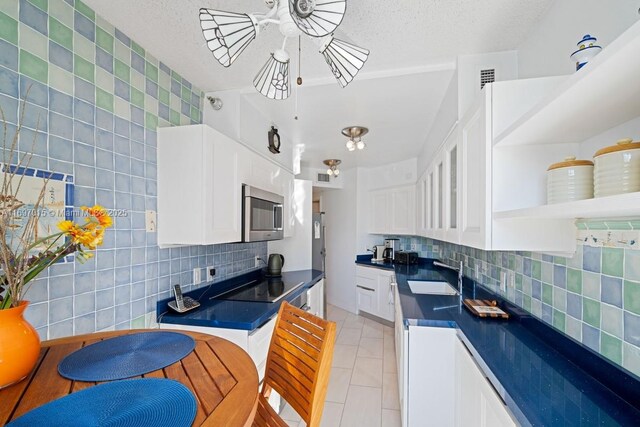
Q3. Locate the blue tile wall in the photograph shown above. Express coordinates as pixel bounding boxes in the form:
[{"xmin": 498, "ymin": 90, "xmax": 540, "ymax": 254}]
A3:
[{"xmin": 1, "ymin": 0, "xmax": 267, "ymax": 339}]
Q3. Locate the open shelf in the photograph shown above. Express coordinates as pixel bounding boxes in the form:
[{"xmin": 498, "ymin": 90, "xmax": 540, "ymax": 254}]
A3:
[
  {"xmin": 493, "ymin": 192, "xmax": 640, "ymax": 220},
  {"xmin": 494, "ymin": 21, "xmax": 640, "ymax": 147}
]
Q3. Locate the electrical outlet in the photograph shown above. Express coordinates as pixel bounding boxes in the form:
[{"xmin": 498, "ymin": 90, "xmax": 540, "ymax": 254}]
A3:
[
  {"xmin": 475, "ymin": 264, "xmax": 481, "ymax": 278},
  {"xmin": 508, "ymin": 271, "xmax": 515, "ymax": 288},
  {"xmin": 207, "ymin": 266, "xmax": 215, "ymax": 281},
  {"xmin": 410, "ymin": 243, "xmax": 417, "ymax": 251},
  {"xmin": 193, "ymin": 268, "xmax": 201, "ymax": 285},
  {"xmin": 145, "ymin": 210, "xmax": 157, "ymax": 232},
  {"xmin": 500, "ymin": 271, "xmax": 507, "ymax": 293},
  {"xmin": 255, "ymin": 256, "xmax": 261, "ymax": 268}
]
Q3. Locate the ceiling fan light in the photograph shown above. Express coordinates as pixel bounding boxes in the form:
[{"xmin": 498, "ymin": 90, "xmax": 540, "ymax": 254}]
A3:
[
  {"xmin": 288, "ymin": 0, "xmax": 346, "ymax": 37},
  {"xmin": 320, "ymin": 36, "xmax": 370, "ymax": 88},
  {"xmin": 199, "ymin": 9, "xmax": 258, "ymax": 67},
  {"xmin": 356, "ymin": 140, "xmax": 365, "ymax": 150},
  {"xmin": 253, "ymin": 50, "xmax": 291, "ymax": 100}
]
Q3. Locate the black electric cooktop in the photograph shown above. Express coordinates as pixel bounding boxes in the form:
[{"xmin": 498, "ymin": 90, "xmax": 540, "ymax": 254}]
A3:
[{"xmin": 216, "ymin": 277, "xmax": 304, "ymax": 303}]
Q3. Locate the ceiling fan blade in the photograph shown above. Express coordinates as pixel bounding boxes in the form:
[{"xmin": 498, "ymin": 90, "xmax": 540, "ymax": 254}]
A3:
[
  {"xmin": 253, "ymin": 50, "xmax": 291, "ymax": 100},
  {"xmin": 319, "ymin": 36, "xmax": 370, "ymax": 88},
  {"xmin": 288, "ymin": 0, "xmax": 346, "ymax": 38},
  {"xmin": 199, "ymin": 8, "xmax": 258, "ymax": 67}
]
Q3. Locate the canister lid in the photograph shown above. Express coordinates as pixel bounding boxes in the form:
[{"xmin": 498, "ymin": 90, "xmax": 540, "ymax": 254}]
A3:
[
  {"xmin": 547, "ymin": 156, "xmax": 594, "ymax": 171},
  {"xmin": 594, "ymin": 138, "xmax": 640, "ymax": 157}
]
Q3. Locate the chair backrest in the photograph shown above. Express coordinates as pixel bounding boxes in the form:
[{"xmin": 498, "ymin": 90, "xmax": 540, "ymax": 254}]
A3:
[{"xmin": 262, "ymin": 301, "xmax": 336, "ymax": 427}]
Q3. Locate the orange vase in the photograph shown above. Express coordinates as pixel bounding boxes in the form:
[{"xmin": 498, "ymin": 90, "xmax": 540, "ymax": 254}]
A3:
[{"xmin": 0, "ymin": 301, "xmax": 41, "ymax": 389}]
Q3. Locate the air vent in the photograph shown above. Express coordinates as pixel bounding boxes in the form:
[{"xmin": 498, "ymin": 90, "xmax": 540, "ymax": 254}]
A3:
[
  {"xmin": 480, "ymin": 69, "xmax": 495, "ymax": 89},
  {"xmin": 317, "ymin": 173, "xmax": 330, "ymax": 183}
]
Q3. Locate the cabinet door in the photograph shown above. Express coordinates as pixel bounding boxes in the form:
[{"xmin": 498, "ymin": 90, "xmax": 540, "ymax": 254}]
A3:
[
  {"xmin": 394, "ymin": 285, "xmax": 408, "ymax": 427},
  {"xmin": 445, "ymin": 128, "xmax": 461, "ymax": 243},
  {"xmin": 455, "ymin": 338, "xmax": 516, "ymax": 427},
  {"xmin": 455, "ymin": 338, "xmax": 482, "ymax": 427},
  {"xmin": 460, "ymin": 90, "xmax": 491, "ymax": 249},
  {"xmin": 356, "ymin": 268, "xmax": 378, "ymax": 316},
  {"xmin": 356, "ymin": 284, "xmax": 377, "ymax": 316},
  {"xmin": 427, "ymin": 169, "xmax": 435, "ymax": 235},
  {"xmin": 389, "ymin": 186, "xmax": 415, "ymax": 235},
  {"xmin": 307, "ymin": 279, "xmax": 324, "ymax": 318},
  {"xmin": 369, "ymin": 190, "xmax": 389, "ymax": 234},
  {"xmin": 205, "ymin": 127, "xmax": 241, "ymax": 244},
  {"xmin": 407, "ymin": 326, "xmax": 456, "ymax": 426},
  {"xmin": 416, "ymin": 172, "xmax": 427, "ymax": 237},
  {"xmin": 377, "ymin": 270, "xmax": 395, "ymax": 322}
]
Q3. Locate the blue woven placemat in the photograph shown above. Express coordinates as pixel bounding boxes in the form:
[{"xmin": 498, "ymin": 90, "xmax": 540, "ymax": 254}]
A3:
[
  {"xmin": 7, "ymin": 378, "xmax": 196, "ymax": 427},
  {"xmin": 58, "ymin": 332, "xmax": 195, "ymax": 382}
]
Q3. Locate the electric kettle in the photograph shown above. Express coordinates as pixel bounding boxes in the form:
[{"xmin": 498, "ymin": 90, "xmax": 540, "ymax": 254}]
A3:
[{"xmin": 267, "ymin": 254, "xmax": 285, "ymax": 277}]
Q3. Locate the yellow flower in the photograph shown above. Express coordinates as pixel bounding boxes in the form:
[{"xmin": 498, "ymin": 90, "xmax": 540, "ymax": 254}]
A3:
[
  {"xmin": 81, "ymin": 205, "xmax": 113, "ymax": 228},
  {"xmin": 57, "ymin": 221, "xmax": 77, "ymax": 234}
]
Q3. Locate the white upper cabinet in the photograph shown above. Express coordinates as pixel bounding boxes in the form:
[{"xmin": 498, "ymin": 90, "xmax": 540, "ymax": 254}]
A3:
[
  {"xmin": 369, "ymin": 186, "xmax": 416, "ymax": 236},
  {"xmin": 416, "ymin": 171, "xmax": 428, "ymax": 237},
  {"xmin": 370, "ymin": 190, "xmax": 390, "ymax": 235},
  {"xmin": 460, "ymin": 91, "xmax": 492, "ymax": 249},
  {"xmin": 158, "ymin": 125, "xmax": 243, "ymax": 246},
  {"xmin": 445, "ymin": 129, "xmax": 461, "ymax": 243},
  {"xmin": 158, "ymin": 124, "xmax": 294, "ymax": 246},
  {"xmin": 390, "ymin": 186, "xmax": 416, "ymax": 235}
]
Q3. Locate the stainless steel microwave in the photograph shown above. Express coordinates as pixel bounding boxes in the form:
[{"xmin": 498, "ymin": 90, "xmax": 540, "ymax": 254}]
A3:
[{"xmin": 242, "ymin": 184, "xmax": 284, "ymax": 242}]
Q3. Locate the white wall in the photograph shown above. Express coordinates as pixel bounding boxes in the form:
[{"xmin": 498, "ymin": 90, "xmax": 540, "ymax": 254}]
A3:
[
  {"xmin": 518, "ymin": 0, "xmax": 639, "ymax": 79},
  {"xmin": 268, "ymin": 180, "xmax": 312, "ymax": 272},
  {"xmin": 203, "ymin": 89, "xmax": 294, "ymax": 171},
  {"xmin": 457, "ymin": 50, "xmax": 518, "ymax": 120},
  {"xmin": 322, "ymin": 169, "xmax": 358, "ymax": 313}
]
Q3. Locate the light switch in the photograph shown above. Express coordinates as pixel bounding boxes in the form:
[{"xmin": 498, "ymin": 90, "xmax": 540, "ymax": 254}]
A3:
[{"xmin": 145, "ymin": 210, "xmax": 157, "ymax": 232}]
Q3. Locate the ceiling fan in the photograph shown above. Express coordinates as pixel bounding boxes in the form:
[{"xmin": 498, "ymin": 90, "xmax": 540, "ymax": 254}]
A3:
[{"xmin": 199, "ymin": 0, "xmax": 370, "ymax": 100}]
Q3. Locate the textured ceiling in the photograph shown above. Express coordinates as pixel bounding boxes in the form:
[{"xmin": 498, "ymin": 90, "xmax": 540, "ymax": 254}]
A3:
[
  {"xmin": 235, "ymin": 66, "xmax": 456, "ymax": 169},
  {"xmin": 84, "ymin": 0, "xmax": 554, "ymax": 92}
]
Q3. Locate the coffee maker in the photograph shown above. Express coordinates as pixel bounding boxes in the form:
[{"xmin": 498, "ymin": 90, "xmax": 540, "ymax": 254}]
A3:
[{"xmin": 383, "ymin": 238, "xmax": 400, "ymax": 262}]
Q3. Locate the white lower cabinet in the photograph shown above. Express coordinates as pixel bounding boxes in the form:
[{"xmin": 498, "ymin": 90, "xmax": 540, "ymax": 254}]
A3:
[
  {"xmin": 307, "ymin": 279, "xmax": 324, "ymax": 318},
  {"xmin": 394, "ymin": 314, "xmax": 517, "ymax": 426},
  {"xmin": 356, "ymin": 266, "xmax": 395, "ymax": 322},
  {"xmin": 407, "ymin": 325, "xmax": 457, "ymax": 426},
  {"xmin": 454, "ymin": 338, "xmax": 515, "ymax": 427}
]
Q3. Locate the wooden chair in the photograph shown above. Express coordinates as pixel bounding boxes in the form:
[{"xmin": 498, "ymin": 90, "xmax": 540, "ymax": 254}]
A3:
[{"xmin": 252, "ymin": 301, "xmax": 337, "ymax": 427}]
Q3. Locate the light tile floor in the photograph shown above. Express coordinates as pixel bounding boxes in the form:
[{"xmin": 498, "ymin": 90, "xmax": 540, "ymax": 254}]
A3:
[{"xmin": 280, "ymin": 304, "xmax": 401, "ymax": 427}]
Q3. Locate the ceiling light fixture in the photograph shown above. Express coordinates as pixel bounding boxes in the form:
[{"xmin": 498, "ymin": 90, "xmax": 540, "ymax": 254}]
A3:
[
  {"xmin": 342, "ymin": 126, "xmax": 368, "ymax": 151},
  {"xmin": 323, "ymin": 159, "xmax": 341, "ymax": 177},
  {"xmin": 199, "ymin": 0, "xmax": 369, "ymax": 100}
]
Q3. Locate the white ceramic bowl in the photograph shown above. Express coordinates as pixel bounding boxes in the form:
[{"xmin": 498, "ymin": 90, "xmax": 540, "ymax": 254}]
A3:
[
  {"xmin": 594, "ymin": 138, "xmax": 640, "ymax": 198},
  {"xmin": 547, "ymin": 157, "xmax": 594, "ymax": 204}
]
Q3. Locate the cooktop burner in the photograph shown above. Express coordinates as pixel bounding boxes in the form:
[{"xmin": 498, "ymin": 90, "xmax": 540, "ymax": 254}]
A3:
[{"xmin": 215, "ymin": 278, "xmax": 304, "ymax": 303}]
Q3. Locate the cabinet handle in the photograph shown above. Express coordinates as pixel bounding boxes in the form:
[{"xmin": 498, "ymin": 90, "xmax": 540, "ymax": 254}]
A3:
[{"xmin": 356, "ymin": 285, "xmax": 375, "ymax": 292}]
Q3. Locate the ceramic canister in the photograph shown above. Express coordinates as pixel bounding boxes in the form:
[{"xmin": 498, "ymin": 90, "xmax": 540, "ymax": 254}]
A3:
[
  {"xmin": 594, "ymin": 138, "xmax": 640, "ymax": 198},
  {"xmin": 546, "ymin": 156, "xmax": 594, "ymax": 204}
]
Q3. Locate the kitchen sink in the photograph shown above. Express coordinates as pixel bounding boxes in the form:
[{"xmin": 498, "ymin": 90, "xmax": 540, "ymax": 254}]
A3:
[{"xmin": 407, "ymin": 280, "xmax": 458, "ymax": 295}]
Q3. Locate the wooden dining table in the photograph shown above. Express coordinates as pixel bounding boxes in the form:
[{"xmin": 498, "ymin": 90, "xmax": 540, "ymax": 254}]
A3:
[{"xmin": 0, "ymin": 329, "xmax": 259, "ymax": 426}]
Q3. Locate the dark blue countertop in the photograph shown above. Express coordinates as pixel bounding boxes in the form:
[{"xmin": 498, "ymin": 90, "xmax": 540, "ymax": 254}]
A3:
[
  {"xmin": 356, "ymin": 256, "xmax": 640, "ymax": 426},
  {"xmin": 157, "ymin": 269, "xmax": 324, "ymax": 331}
]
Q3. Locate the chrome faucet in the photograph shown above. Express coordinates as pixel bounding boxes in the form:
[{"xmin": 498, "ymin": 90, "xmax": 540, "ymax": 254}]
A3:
[{"xmin": 433, "ymin": 260, "xmax": 464, "ymax": 292}]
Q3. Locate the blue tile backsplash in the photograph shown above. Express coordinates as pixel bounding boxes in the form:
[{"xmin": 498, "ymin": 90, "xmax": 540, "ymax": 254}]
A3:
[
  {"xmin": 384, "ymin": 222, "xmax": 640, "ymax": 377},
  {"xmin": 1, "ymin": 0, "xmax": 267, "ymax": 339}
]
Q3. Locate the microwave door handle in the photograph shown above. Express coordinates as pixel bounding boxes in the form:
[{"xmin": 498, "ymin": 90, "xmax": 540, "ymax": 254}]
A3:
[{"xmin": 273, "ymin": 204, "xmax": 284, "ymax": 231}]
